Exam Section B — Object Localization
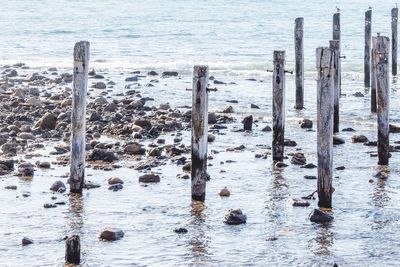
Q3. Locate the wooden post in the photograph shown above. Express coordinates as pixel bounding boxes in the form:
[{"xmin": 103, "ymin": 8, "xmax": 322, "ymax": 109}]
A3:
[
  {"xmin": 191, "ymin": 65, "xmax": 209, "ymax": 202},
  {"xmin": 272, "ymin": 51, "xmax": 285, "ymax": 162},
  {"xmin": 330, "ymin": 40, "xmax": 340, "ymax": 133},
  {"xmin": 65, "ymin": 235, "xmax": 80, "ymax": 264},
  {"xmin": 316, "ymin": 47, "xmax": 334, "ymax": 209},
  {"xmin": 392, "ymin": 8, "xmax": 398, "ymax": 76},
  {"xmin": 333, "ymin": 12, "xmax": 341, "ymax": 95},
  {"xmin": 375, "ymin": 36, "xmax": 390, "ymax": 165},
  {"xmin": 365, "ymin": 9, "xmax": 372, "ymax": 87},
  {"xmin": 294, "ymin": 17, "xmax": 304, "ymax": 109},
  {"xmin": 69, "ymin": 41, "xmax": 89, "ymax": 194},
  {"xmin": 371, "ymin": 36, "xmax": 378, "ymax": 112}
]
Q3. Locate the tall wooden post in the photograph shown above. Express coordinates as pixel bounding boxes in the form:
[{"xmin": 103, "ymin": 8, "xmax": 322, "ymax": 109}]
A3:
[
  {"xmin": 375, "ymin": 36, "xmax": 390, "ymax": 165},
  {"xmin": 371, "ymin": 36, "xmax": 378, "ymax": 112},
  {"xmin": 70, "ymin": 41, "xmax": 89, "ymax": 194},
  {"xmin": 392, "ymin": 8, "xmax": 398, "ymax": 76},
  {"xmin": 272, "ymin": 51, "xmax": 286, "ymax": 162},
  {"xmin": 333, "ymin": 12, "xmax": 341, "ymax": 95},
  {"xmin": 316, "ymin": 47, "xmax": 334, "ymax": 209},
  {"xmin": 330, "ymin": 40, "xmax": 340, "ymax": 133},
  {"xmin": 65, "ymin": 235, "xmax": 80, "ymax": 265},
  {"xmin": 365, "ymin": 9, "xmax": 372, "ymax": 87},
  {"xmin": 294, "ymin": 18, "xmax": 304, "ymax": 109},
  {"xmin": 191, "ymin": 65, "xmax": 209, "ymax": 202}
]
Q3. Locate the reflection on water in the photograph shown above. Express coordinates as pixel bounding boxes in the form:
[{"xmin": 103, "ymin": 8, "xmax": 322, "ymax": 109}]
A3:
[
  {"xmin": 66, "ymin": 193, "xmax": 85, "ymax": 234},
  {"xmin": 188, "ymin": 201, "xmax": 210, "ymax": 266},
  {"xmin": 309, "ymin": 224, "xmax": 334, "ymax": 256}
]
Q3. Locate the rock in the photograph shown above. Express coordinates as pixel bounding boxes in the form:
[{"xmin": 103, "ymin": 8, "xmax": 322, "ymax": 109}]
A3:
[
  {"xmin": 250, "ymin": 104, "xmax": 260, "ymax": 109},
  {"xmin": 89, "ymin": 112, "xmax": 102, "ymax": 122},
  {"xmin": 352, "ymin": 135, "xmax": 368, "ymax": 143},
  {"xmin": 214, "ymin": 79, "xmax": 226, "ymax": 84},
  {"xmin": 83, "ymin": 180, "xmax": 101, "ymax": 189},
  {"xmin": 208, "ymin": 113, "xmax": 217, "ymax": 124},
  {"xmin": 43, "ymin": 203, "xmax": 57, "ymax": 208},
  {"xmin": 108, "ymin": 184, "xmax": 123, "ymax": 191},
  {"xmin": 134, "ymin": 119, "xmax": 152, "ymax": 129},
  {"xmin": 291, "ymin": 152, "xmax": 306, "ymax": 165},
  {"xmin": 139, "ymin": 173, "xmax": 160, "ymax": 183},
  {"xmin": 37, "ymin": 161, "xmax": 51, "ymax": 169},
  {"xmin": 291, "ymin": 198, "xmax": 310, "ymax": 207},
  {"xmin": 342, "ymin": 127, "xmax": 356, "ymax": 132},
  {"xmin": 208, "ymin": 134, "xmax": 216, "ymax": 142},
  {"xmin": 222, "ymin": 105, "xmax": 234, "ymax": 113},
  {"xmin": 242, "ymin": 115, "xmax": 253, "ymax": 131},
  {"xmin": 262, "ymin": 125, "xmax": 272, "ymax": 132},
  {"xmin": 124, "ymin": 143, "xmax": 145, "ymax": 155},
  {"xmin": 50, "ymin": 181, "xmax": 66, "ymax": 193},
  {"xmin": 162, "ymin": 71, "xmax": 178, "ymax": 77},
  {"xmin": 26, "ymin": 97, "xmax": 41, "ymax": 106},
  {"xmin": 148, "ymin": 148, "xmax": 161, "ymax": 157},
  {"xmin": 265, "ymin": 236, "xmax": 278, "ymax": 241},
  {"xmin": 364, "ymin": 141, "xmax": 377, "ymax": 146},
  {"xmin": 219, "ymin": 187, "xmax": 230, "ymax": 197},
  {"xmin": 87, "ymin": 149, "xmax": 118, "ymax": 162},
  {"xmin": 389, "ymin": 124, "xmax": 400, "ymax": 133},
  {"xmin": 147, "ymin": 70, "xmax": 158, "ymax": 76},
  {"xmin": 22, "ymin": 237, "xmax": 33, "ymax": 246},
  {"xmin": 335, "ymin": 166, "xmax": 345, "ymax": 170},
  {"xmin": 275, "ymin": 162, "xmax": 288, "ymax": 168},
  {"xmin": 333, "ymin": 136, "xmax": 345, "ymax": 145},
  {"xmin": 284, "ymin": 139, "xmax": 297, "ymax": 147},
  {"xmin": 177, "ymin": 173, "xmax": 190, "ymax": 179},
  {"xmin": 0, "ymin": 159, "xmax": 14, "ymax": 170},
  {"xmin": 224, "ymin": 209, "xmax": 247, "ymax": 225},
  {"xmin": 299, "ymin": 119, "xmax": 313, "ymax": 128},
  {"xmin": 125, "ymin": 76, "xmax": 138, "ymax": 82},
  {"xmin": 304, "ymin": 175, "xmax": 317, "ymax": 180},
  {"xmin": 301, "ymin": 163, "xmax": 317, "ymax": 169},
  {"xmin": 92, "ymin": 82, "xmax": 107, "ymax": 89},
  {"xmin": 353, "ymin": 92, "xmax": 364, "ymax": 97},
  {"xmin": 309, "ymin": 209, "xmax": 334, "ymax": 223},
  {"xmin": 17, "ymin": 163, "xmax": 34, "ymax": 177},
  {"xmin": 17, "ymin": 132, "xmax": 34, "ymax": 140},
  {"xmin": 374, "ymin": 171, "xmax": 389, "ymax": 179},
  {"xmin": 174, "ymin": 227, "xmax": 188, "ymax": 234},
  {"xmin": 94, "ymin": 97, "xmax": 108, "ymax": 105},
  {"xmin": 5, "ymin": 185, "xmax": 17, "ymax": 190},
  {"xmin": 36, "ymin": 113, "xmax": 57, "ymax": 130},
  {"xmin": 108, "ymin": 177, "xmax": 124, "ymax": 185},
  {"xmin": 99, "ymin": 228, "xmax": 124, "ymax": 241}
]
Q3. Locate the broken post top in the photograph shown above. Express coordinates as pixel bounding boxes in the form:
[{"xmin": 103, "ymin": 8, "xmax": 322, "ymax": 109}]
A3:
[
  {"xmin": 365, "ymin": 9, "xmax": 372, "ymax": 21},
  {"xmin": 316, "ymin": 47, "xmax": 333, "ymax": 69},
  {"xmin": 392, "ymin": 7, "xmax": 399, "ymax": 18},
  {"xmin": 295, "ymin": 17, "xmax": 304, "ymax": 28},
  {"xmin": 333, "ymin": 13, "xmax": 340, "ymax": 35},
  {"xmin": 74, "ymin": 41, "xmax": 90, "ymax": 62},
  {"xmin": 273, "ymin": 51, "xmax": 285, "ymax": 62},
  {"xmin": 193, "ymin": 65, "xmax": 209, "ymax": 78},
  {"xmin": 374, "ymin": 36, "xmax": 390, "ymax": 63},
  {"xmin": 329, "ymin": 40, "xmax": 340, "ymax": 49}
]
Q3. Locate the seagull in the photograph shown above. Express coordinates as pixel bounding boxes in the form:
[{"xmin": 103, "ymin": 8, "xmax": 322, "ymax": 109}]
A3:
[{"xmin": 336, "ymin": 6, "xmax": 341, "ymax": 12}]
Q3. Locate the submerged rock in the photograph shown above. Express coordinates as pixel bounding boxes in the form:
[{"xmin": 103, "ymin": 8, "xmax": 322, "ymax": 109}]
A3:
[
  {"xmin": 22, "ymin": 237, "xmax": 34, "ymax": 246},
  {"xmin": 174, "ymin": 227, "xmax": 188, "ymax": 234},
  {"xmin": 224, "ymin": 209, "xmax": 247, "ymax": 225},
  {"xmin": 309, "ymin": 209, "xmax": 334, "ymax": 223},
  {"xmin": 99, "ymin": 228, "xmax": 124, "ymax": 241},
  {"xmin": 108, "ymin": 184, "xmax": 123, "ymax": 191}
]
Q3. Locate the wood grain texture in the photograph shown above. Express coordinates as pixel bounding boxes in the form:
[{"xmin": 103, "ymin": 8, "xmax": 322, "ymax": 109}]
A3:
[
  {"xmin": 272, "ymin": 51, "xmax": 285, "ymax": 162},
  {"xmin": 295, "ymin": 17, "xmax": 304, "ymax": 109},
  {"xmin": 330, "ymin": 40, "xmax": 340, "ymax": 133},
  {"xmin": 65, "ymin": 235, "xmax": 80, "ymax": 264},
  {"xmin": 371, "ymin": 36, "xmax": 378, "ymax": 112},
  {"xmin": 365, "ymin": 10, "xmax": 372, "ymax": 87},
  {"xmin": 392, "ymin": 8, "xmax": 398, "ymax": 76},
  {"xmin": 332, "ymin": 13, "xmax": 341, "ymax": 95}
]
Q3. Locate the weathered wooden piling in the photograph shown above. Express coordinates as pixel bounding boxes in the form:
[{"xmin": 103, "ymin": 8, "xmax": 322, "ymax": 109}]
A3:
[
  {"xmin": 65, "ymin": 235, "xmax": 80, "ymax": 264},
  {"xmin": 316, "ymin": 47, "xmax": 334, "ymax": 209},
  {"xmin": 191, "ymin": 65, "xmax": 209, "ymax": 202},
  {"xmin": 294, "ymin": 17, "xmax": 304, "ymax": 109},
  {"xmin": 243, "ymin": 115, "xmax": 253, "ymax": 131},
  {"xmin": 70, "ymin": 41, "xmax": 89, "ymax": 194},
  {"xmin": 392, "ymin": 8, "xmax": 398, "ymax": 76},
  {"xmin": 333, "ymin": 12, "xmax": 341, "ymax": 95},
  {"xmin": 371, "ymin": 36, "xmax": 378, "ymax": 112},
  {"xmin": 330, "ymin": 40, "xmax": 340, "ymax": 133},
  {"xmin": 272, "ymin": 51, "xmax": 286, "ymax": 162},
  {"xmin": 375, "ymin": 36, "xmax": 390, "ymax": 165},
  {"xmin": 365, "ymin": 9, "xmax": 372, "ymax": 87}
]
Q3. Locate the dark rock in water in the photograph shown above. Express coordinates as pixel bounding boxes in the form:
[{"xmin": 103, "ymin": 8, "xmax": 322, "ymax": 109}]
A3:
[
  {"xmin": 291, "ymin": 198, "xmax": 310, "ymax": 207},
  {"xmin": 125, "ymin": 76, "xmax": 138, "ymax": 82},
  {"xmin": 89, "ymin": 112, "xmax": 102, "ymax": 122},
  {"xmin": 22, "ymin": 237, "xmax": 33, "ymax": 246},
  {"xmin": 83, "ymin": 180, "xmax": 101, "ymax": 189},
  {"xmin": 364, "ymin": 141, "xmax": 377, "ymax": 146},
  {"xmin": 5, "ymin": 185, "xmax": 17, "ymax": 190},
  {"xmin": 275, "ymin": 162, "xmax": 288, "ymax": 168},
  {"xmin": 147, "ymin": 70, "xmax": 158, "ymax": 76},
  {"xmin": 50, "ymin": 181, "xmax": 66, "ymax": 193},
  {"xmin": 304, "ymin": 175, "xmax": 317, "ymax": 180},
  {"xmin": 262, "ymin": 125, "xmax": 272, "ymax": 132},
  {"xmin": 211, "ymin": 124, "xmax": 227, "ymax": 130},
  {"xmin": 87, "ymin": 149, "xmax": 118, "ymax": 162},
  {"xmin": 177, "ymin": 173, "xmax": 190, "ymax": 179},
  {"xmin": 148, "ymin": 148, "xmax": 162, "ymax": 157},
  {"xmin": 284, "ymin": 139, "xmax": 297, "ymax": 147},
  {"xmin": 333, "ymin": 136, "xmax": 345, "ymax": 145},
  {"xmin": 342, "ymin": 127, "xmax": 356, "ymax": 132},
  {"xmin": 353, "ymin": 92, "xmax": 364, "ymax": 97},
  {"xmin": 222, "ymin": 105, "xmax": 234, "ymax": 113},
  {"xmin": 219, "ymin": 187, "xmax": 231, "ymax": 197},
  {"xmin": 35, "ymin": 112, "xmax": 57, "ymax": 130},
  {"xmin": 301, "ymin": 163, "xmax": 317, "ymax": 169},
  {"xmin": 92, "ymin": 82, "xmax": 107, "ymax": 89},
  {"xmin": 162, "ymin": 71, "xmax": 178, "ymax": 77},
  {"xmin": 389, "ymin": 124, "xmax": 400, "ymax": 133},
  {"xmin": 299, "ymin": 118, "xmax": 313, "ymax": 128},
  {"xmin": 108, "ymin": 184, "xmax": 123, "ymax": 191},
  {"xmin": 374, "ymin": 171, "xmax": 389, "ymax": 179},
  {"xmin": 139, "ymin": 173, "xmax": 160, "ymax": 183},
  {"xmin": 242, "ymin": 115, "xmax": 253, "ymax": 131},
  {"xmin": 37, "ymin": 161, "xmax": 51, "ymax": 169},
  {"xmin": 124, "ymin": 143, "xmax": 145, "ymax": 155},
  {"xmin": 224, "ymin": 209, "xmax": 247, "ymax": 225},
  {"xmin": 108, "ymin": 177, "xmax": 124, "ymax": 185},
  {"xmin": 17, "ymin": 163, "xmax": 34, "ymax": 177},
  {"xmin": 214, "ymin": 80, "xmax": 226, "ymax": 84},
  {"xmin": 352, "ymin": 135, "xmax": 368, "ymax": 143},
  {"xmin": 174, "ymin": 227, "xmax": 188, "ymax": 234},
  {"xmin": 208, "ymin": 134, "xmax": 216, "ymax": 142},
  {"xmin": 134, "ymin": 119, "xmax": 152, "ymax": 129},
  {"xmin": 89, "ymin": 69, "xmax": 96, "ymax": 76},
  {"xmin": 0, "ymin": 159, "xmax": 14, "ymax": 170},
  {"xmin": 43, "ymin": 203, "xmax": 57, "ymax": 208},
  {"xmin": 251, "ymin": 104, "xmax": 260, "ymax": 109},
  {"xmin": 335, "ymin": 166, "xmax": 345, "ymax": 170},
  {"xmin": 99, "ymin": 228, "xmax": 124, "ymax": 241},
  {"xmin": 265, "ymin": 236, "xmax": 278, "ymax": 241},
  {"xmin": 208, "ymin": 112, "xmax": 217, "ymax": 124},
  {"xmin": 291, "ymin": 152, "xmax": 306, "ymax": 165},
  {"xmin": 309, "ymin": 209, "xmax": 333, "ymax": 223}
]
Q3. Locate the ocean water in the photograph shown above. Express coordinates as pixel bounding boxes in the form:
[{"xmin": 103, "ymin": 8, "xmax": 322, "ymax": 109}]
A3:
[{"xmin": 1, "ymin": 1, "xmax": 400, "ymax": 267}]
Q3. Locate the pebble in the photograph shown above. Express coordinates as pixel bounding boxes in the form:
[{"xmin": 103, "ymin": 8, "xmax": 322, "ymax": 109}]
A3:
[
  {"xmin": 5, "ymin": 185, "xmax": 17, "ymax": 190},
  {"xmin": 304, "ymin": 175, "xmax": 317, "ymax": 180},
  {"xmin": 174, "ymin": 227, "xmax": 188, "ymax": 234},
  {"xmin": 219, "ymin": 187, "xmax": 231, "ymax": 197},
  {"xmin": 224, "ymin": 209, "xmax": 247, "ymax": 225},
  {"xmin": 22, "ymin": 237, "xmax": 34, "ymax": 246},
  {"xmin": 99, "ymin": 228, "xmax": 125, "ymax": 241},
  {"xmin": 291, "ymin": 198, "xmax": 310, "ymax": 207}
]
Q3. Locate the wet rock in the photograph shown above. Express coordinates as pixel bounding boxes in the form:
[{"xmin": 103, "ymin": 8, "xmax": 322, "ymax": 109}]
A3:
[
  {"xmin": 35, "ymin": 113, "xmax": 57, "ymax": 130},
  {"xmin": 17, "ymin": 163, "xmax": 34, "ymax": 177},
  {"xmin": 108, "ymin": 177, "xmax": 124, "ymax": 185},
  {"xmin": 352, "ymin": 135, "xmax": 368, "ymax": 143},
  {"xmin": 22, "ymin": 237, "xmax": 33, "ymax": 246},
  {"xmin": 299, "ymin": 119, "xmax": 313, "ymax": 129},
  {"xmin": 92, "ymin": 82, "xmax": 107, "ymax": 89},
  {"xmin": 262, "ymin": 125, "xmax": 272, "ymax": 132},
  {"xmin": 291, "ymin": 152, "xmax": 306, "ymax": 165},
  {"xmin": 304, "ymin": 175, "xmax": 317, "ymax": 180},
  {"xmin": 177, "ymin": 173, "xmax": 190, "ymax": 179},
  {"xmin": 99, "ymin": 228, "xmax": 124, "ymax": 241},
  {"xmin": 5, "ymin": 185, "xmax": 17, "ymax": 190},
  {"xmin": 353, "ymin": 92, "xmax": 364, "ymax": 97},
  {"xmin": 335, "ymin": 166, "xmax": 345, "ymax": 170},
  {"xmin": 219, "ymin": 187, "xmax": 231, "ymax": 197},
  {"xmin": 222, "ymin": 105, "xmax": 234, "ymax": 113},
  {"xmin": 162, "ymin": 71, "xmax": 178, "ymax": 77},
  {"xmin": 389, "ymin": 124, "xmax": 400, "ymax": 133},
  {"xmin": 265, "ymin": 236, "xmax": 278, "ymax": 241},
  {"xmin": 125, "ymin": 76, "xmax": 138, "ymax": 82},
  {"xmin": 83, "ymin": 180, "xmax": 101, "ymax": 189},
  {"xmin": 250, "ymin": 104, "xmax": 260, "ymax": 109},
  {"xmin": 208, "ymin": 113, "xmax": 217, "ymax": 124},
  {"xmin": 224, "ymin": 209, "xmax": 247, "ymax": 225},
  {"xmin": 134, "ymin": 119, "xmax": 152, "ymax": 130},
  {"xmin": 214, "ymin": 79, "xmax": 226, "ymax": 84},
  {"xmin": 301, "ymin": 163, "xmax": 317, "ymax": 169},
  {"xmin": 36, "ymin": 161, "xmax": 51, "ymax": 169},
  {"xmin": 147, "ymin": 70, "xmax": 158, "ymax": 76},
  {"xmin": 139, "ymin": 173, "xmax": 160, "ymax": 183},
  {"xmin": 374, "ymin": 171, "xmax": 389, "ymax": 179},
  {"xmin": 43, "ymin": 203, "xmax": 57, "ymax": 208},
  {"xmin": 22, "ymin": 191, "xmax": 31, "ymax": 197},
  {"xmin": 208, "ymin": 134, "xmax": 216, "ymax": 142},
  {"xmin": 50, "ymin": 181, "xmax": 66, "ymax": 193},
  {"xmin": 148, "ymin": 147, "xmax": 161, "ymax": 157},
  {"xmin": 309, "ymin": 209, "xmax": 334, "ymax": 223},
  {"xmin": 364, "ymin": 141, "xmax": 377, "ymax": 146},
  {"xmin": 174, "ymin": 227, "xmax": 188, "ymax": 234},
  {"xmin": 275, "ymin": 162, "xmax": 288, "ymax": 168},
  {"xmin": 0, "ymin": 159, "xmax": 14, "ymax": 170},
  {"xmin": 89, "ymin": 112, "xmax": 102, "ymax": 122},
  {"xmin": 291, "ymin": 198, "xmax": 310, "ymax": 207},
  {"xmin": 1, "ymin": 143, "xmax": 17, "ymax": 155},
  {"xmin": 242, "ymin": 115, "xmax": 253, "ymax": 131},
  {"xmin": 284, "ymin": 139, "xmax": 297, "ymax": 147},
  {"xmin": 124, "ymin": 143, "xmax": 145, "ymax": 155},
  {"xmin": 342, "ymin": 127, "xmax": 356, "ymax": 132},
  {"xmin": 108, "ymin": 184, "xmax": 123, "ymax": 191},
  {"xmin": 333, "ymin": 136, "xmax": 345, "ymax": 145},
  {"xmin": 87, "ymin": 149, "xmax": 118, "ymax": 162}
]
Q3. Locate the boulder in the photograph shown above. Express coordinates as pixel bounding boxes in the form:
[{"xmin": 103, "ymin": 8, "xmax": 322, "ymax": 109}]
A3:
[
  {"xmin": 35, "ymin": 113, "xmax": 57, "ymax": 130},
  {"xmin": 219, "ymin": 187, "xmax": 230, "ymax": 197},
  {"xmin": 224, "ymin": 209, "xmax": 247, "ymax": 225},
  {"xmin": 124, "ymin": 143, "xmax": 146, "ymax": 155},
  {"xmin": 17, "ymin": 163, "xmax": 34, "ymax": 177},
  {"xmin": 139, "ymin": 174, "xmax": 160, "ymax": 183},
  {"xmin": 309, "ymin": 209, "xmax": 334, "ymax": 223},
  {"xmin": 299, "ymin": 118, "xmax": 313, "ymax": 128},
  {"xmin": 99, "ymin": 228, "xmax": 124, "ymax": 241},
  {"xmin": 242, "ymin": 115, "xmax": 253, "ymax": 131},
  {"xmin": 22, "ymin": 237, "xmax": 33, "ymax": 246},
  {"xmin": 291, "ymin": 152, "xmax": 306, "ymax": 165},
  {"xmin": 92, "ymin": 82, "xmax": 106, "ymax": 89},
  {"xmin": 108, "ymin": 177, "xmax": 124, "ymax": 185},
  {"xmin": 50, "ymin": 181, "xmax": 66, "ymax": 193},
  {"xmin": 352, "ymin": 135, "xmax": 368, "ymax": 143}
]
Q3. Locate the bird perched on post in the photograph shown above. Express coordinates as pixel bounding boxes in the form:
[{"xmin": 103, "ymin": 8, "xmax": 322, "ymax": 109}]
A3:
[{"xmin": 336, "ymin": 6, "xmax": 341, "ymax": 12}]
